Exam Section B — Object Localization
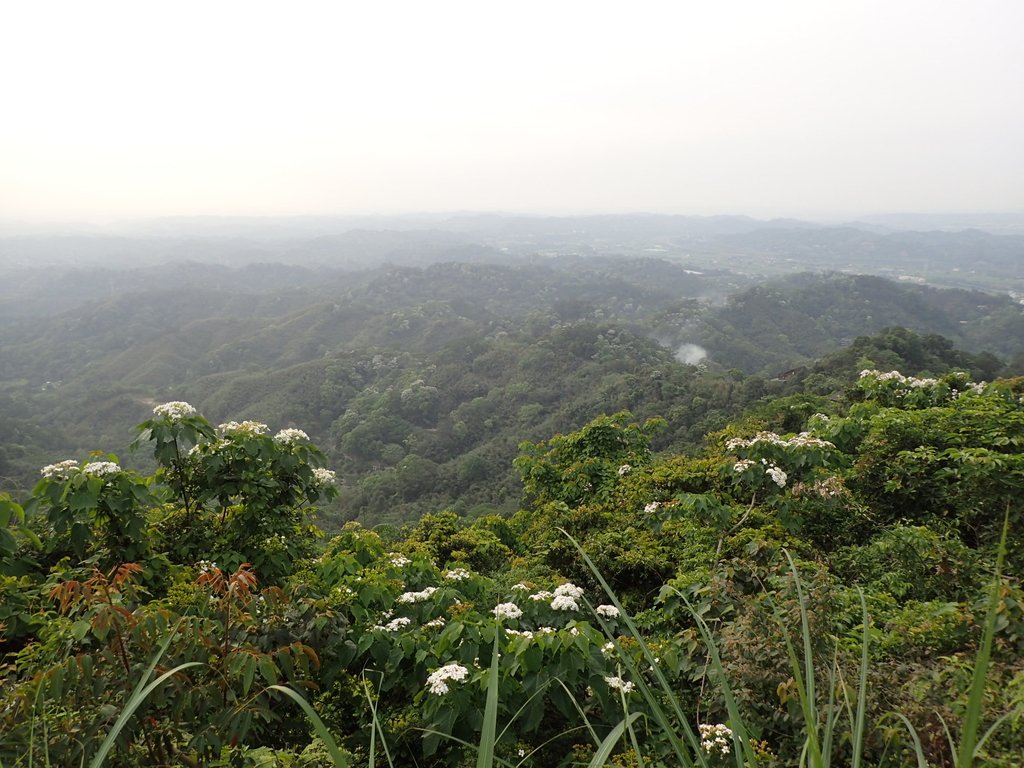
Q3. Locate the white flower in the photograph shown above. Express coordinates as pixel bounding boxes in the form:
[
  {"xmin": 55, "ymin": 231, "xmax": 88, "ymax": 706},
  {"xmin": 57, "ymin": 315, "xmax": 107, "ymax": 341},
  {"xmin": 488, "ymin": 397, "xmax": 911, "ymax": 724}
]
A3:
[
  {"xmin": 506, "ymin": 628, "xmax": 534, "ymax": 638},
  {"xmin": 595, "ymin": 604, "xmax": 620, "ymax": 619},
  {"xmin": 426, "ymin": 663, "xmax": 469, "ymax": 695},
  {"xmin": 81, "ymin": 461, "xmax": 120, "ymax": 476},
  {"xmin": 444, "ymin": 568, "xmax": 471, "ymax": 581},
  {"xmin": 733, "ymin": 459, "xmax": 756, "ymax": 472},
  {"xmin": 617, "ymin": 464, "xmax": 632, "ymax": 476},
  {"xmin": 274, "ymin": 428, "xmax": 309, "ymax": 444},
  {"xmin": 601, "ymin": 641, "xmax": 616, "ymax": 655},
  {"xmin": 765, "ymin": 465, "xmax": 787, "ymax": 488},
  {"xmin": 554, "ymin": 582, "xmax": 584, "ymax": 599},
  {"xmin": 511, "ymin": 582, "xmax": 529, "ymax": 591},
  {"xmin": 218, "ymin": 420, "xmax": 268, "ymax": 436},
  {"xmin": 644, "ymin": 501, "xmax": 660, "ymax": 514},
  {"xmin": 375, "ymin": 616, "xmax": 411, "ymax": 632},
  {"xmin": 492, "ymin": 602, "xmax": 523, "ymax": 620},
  {"xmin": 40, "ymin": 460, "xmax": 78, "ymax": 479},
  {"xmin": 536, "ymin": 626, "xmax": 556, "ymax": 634},
  {"xmin": 313, "ymin": 467, "xmax": 336, "ymax": 486},
  {"xmin": 604, "ymin": 676, "xmax": 635, "ymax": 693},
  {"xmin": 196, "ymin": 559, "xmax": 218, "ymax": 574},
  {"xmin": 698, "ymin": 724, "xmax": 733, "ymax": 756},
  {"xmin": 396, "ymin": 587, "xmax": 438, "ymax": 604},
  {"xmin": 152, "ymin": 401, "xmax": 196, "ymax": 421},
  {"xmin": 389, "ymin": 554, "xmax": 411, "ymax": 567},
  {"xmin": 424, "ymin": 617, "xmax": 446, "ymax": 629},
  {"xmin": 529, "ymin": 591, "xmax": 553, "ymax": 601},
  {"xmin": 550, "ymin": 595, "xmax": 579, "ymax": 611}
]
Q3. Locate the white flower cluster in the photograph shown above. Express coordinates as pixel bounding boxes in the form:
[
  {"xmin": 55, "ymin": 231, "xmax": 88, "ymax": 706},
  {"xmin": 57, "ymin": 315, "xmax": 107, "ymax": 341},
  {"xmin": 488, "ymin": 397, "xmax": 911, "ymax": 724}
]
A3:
[
  {"xmin": 644, "ymin": 501, "xmax": 660, "ymax": 514},
  {"xmin": 698, "ymin": 723, "xmax": 733, "ymax": 756},
  {"xmin": 595, "ymin": 604, "xmax": 620, "ymax": 619},
  {"xmin": 444, "ymin": 568, "xmax": 471, "ymax": 581},
  {"xmin": 196, "ymin": 560, "xmax": 219, "ymax": 574},
  {"xmin": 551, "ymin": 595, "xmax": 578, "ymax": 611},
  {"xmin": 274, "ymin": 428, "xmax": 309, "ymax": 444},
  {"xmin": 218, "ymin": 420, "xmax": 269, "ymax": 437},
  {"xmin": 511, "ymin": 582, "xmax": 529, "ymax": 591},
  {"xmin": 152, "ymin": 401, "xmax": 196, "ymax": 422},
  {"xmin": 551, "ymin": 582, "xmax": 584, "ymax": 611},
  {"xmin": 396, "ymin": 586, "xmax": 438, "ymax": 604},
  {"xmin": 41, "ymin": 460, "xmax": 78, "ymax": 479},
  {"xmin": 859, "ymin": 369, "xmax": 938, "ymax": 388},
  {"xmin": 492, "ymin": 602, "xmax": 523, "ymax": 620},
  {"xmin": 555, "ymin": 583, "xmax": 584, "ymax": 599},
  {"xmin": 426, "ymin": 663, "xmax": 469, "ymax": 695},
  {"xmin": 506, "ymin": 628, "xmax": 534, "ymax": 639},
  {"xmin": 601, "ymin": 641, "xmax": 616, "ymax": 655},
  {"xmin": 373, "ymin": 616, "xmax": 412, "ymax": 632},
  {"xmin": 604, "ymin": 676, "xmax": 635, "ymax": 694},
  {"xmin": 389, "ymin": 554, "xmax": 411, "ymax": 567},
  {"xmin": 313, "ymin": 468, "xmax": 336, "ymax": 486},
  {"xmin": 82, "ymin": 461, "xmax": 120, "ymax": 477},
  {"xmin": 726, "ymin": 431, "xmax": 834, "ymax": 451},
  {"xmin": 424, "ymin": 617, "xmax": 446, "ymax": 629},
  {"xmin": 765, "ymin": 464, "xmax": 787, "ymax": 488},
  {"xmin": 733, "ymin": 459, "xmax": 756, "ymax": 472},
  {"xmin": 529, "ymin": 590, "xmax": 553, "ymax": 601},
  {"xmin": 617, "ymin": 464, "xmax": 632, "ymax": 476}
]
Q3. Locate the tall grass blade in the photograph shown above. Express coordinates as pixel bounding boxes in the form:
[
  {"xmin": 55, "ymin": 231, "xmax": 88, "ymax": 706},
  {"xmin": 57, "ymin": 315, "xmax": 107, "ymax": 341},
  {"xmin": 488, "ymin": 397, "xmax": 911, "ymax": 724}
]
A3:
[
  {"xmin": 679, "ymin": 591, "xmax": 760, "ymax": 767},
  {"xmin": 90, "ymin": 661, "xmax": 202, "ymax": 768},
  {"xmin": 585, "ymin": 713, "xmax": 641, "ymax": 768},
  {"xmin": 90, "ymin": 621, "xmax": 197, "ymax": 768},
  {"xmin": 850, "ymin": 589, "xmax": 870, "ymax": 768},
  {"xmin": 476, "ymin": 631, "xmax": 502, "ymax": 768},
  {"xmin": 269, "ymin": 685, "xmax": 351, "ymax": 767},
  {"xmin": 362, "ymin": 676, "xmax": 395, "ymax": 768},
  {"xmin": 890, "ymin": 712, "xmax": 930, "ymax": 768},
  {"xmin": 955, "ymin": 511, "xmax": 1009, "ymax": 767},
  {"xmin": 783, "ymin": 551, "xmax": 823, "ymax": 768}
]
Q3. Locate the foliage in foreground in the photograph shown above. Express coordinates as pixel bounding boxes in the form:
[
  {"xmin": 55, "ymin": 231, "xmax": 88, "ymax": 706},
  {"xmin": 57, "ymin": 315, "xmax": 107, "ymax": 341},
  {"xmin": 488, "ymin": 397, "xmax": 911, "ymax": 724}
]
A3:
[{"xmin": 1, "ymin": 368, "xmax": 1023, "ymax": 766}]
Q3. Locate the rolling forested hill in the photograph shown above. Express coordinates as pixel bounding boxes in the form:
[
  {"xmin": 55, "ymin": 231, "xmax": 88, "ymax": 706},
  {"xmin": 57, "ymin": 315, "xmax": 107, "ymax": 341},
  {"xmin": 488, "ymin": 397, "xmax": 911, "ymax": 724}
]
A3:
[{"xmin": 2, "ymin": 241, "xmax": 1022, "ymax": 525}]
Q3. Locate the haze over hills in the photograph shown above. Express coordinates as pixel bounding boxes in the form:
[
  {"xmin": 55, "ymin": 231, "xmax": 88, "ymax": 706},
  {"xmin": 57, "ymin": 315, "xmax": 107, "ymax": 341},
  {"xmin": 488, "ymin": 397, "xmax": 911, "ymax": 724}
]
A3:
[{"xmin": 1, "ymin": 222, "xmax": 1022, "ymax": 524}]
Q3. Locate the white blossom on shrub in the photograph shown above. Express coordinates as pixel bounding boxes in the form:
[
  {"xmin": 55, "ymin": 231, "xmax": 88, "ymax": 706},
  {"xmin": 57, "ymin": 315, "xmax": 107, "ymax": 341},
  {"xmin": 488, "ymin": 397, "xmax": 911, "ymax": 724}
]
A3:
[
  {"xmin": 550, "ymin": 595, "xmax": 579, "ymax": 611},
  {"xmin": 426, "ymin": 663, "xmax": 469, "ymax": 695},
  {"xmin": 554, "ymin": 582, "xmax": 584, "ymax": 599},
  {"xmin": 765, "ymin": 465, "xmax": 787, "ymax": 488},
  {"xmin": 396, "ymin": 587, "xmax": 437, "ymax": 604},
  {"xmin": 529, "ymin": 590, "xmax": 553, "ymax": 601},
  {"xmin": 40, "ymin": 460, "xmax": 78, "ymax": 479},
  {"xmin": 152, "ymin": 401, "xmax": 197, "ymax": 421},
  {"xmin": 218, "ymin": 420, "xmax": 268, "ymax": 437},
  {"xmin": 444, "ymin": 568, "xmax": 471, "ymax": 581},
  {"xmin": 373, "ymin": 616, "xmax": 411, "ymax": 632},
  {"xmin": 595, "ymin": 604, "xmax": 620, "ymax": 619},
  {"xmin": 604, "ymin": 676, "xmax": 635, "ymax": 693},
  {"xmin": 389, "ymin": 554, "xmax": 411, "ymax": 567},
  {"xmin": 699, "ymin": 723, "xmax": 733, "ymax": 756},
  {"xmin": 617, "ymin": 464, "xmax": 632, "ymax": 476},
  {"xmin": 274, "ymin": 428, "xmax": 309, "ymax": 444},
  {"xmin": 82, "ymin": 461, "xmax": 120, "ymax": 476},
  {"xmin": 492, "ymin": 602, "xmax": 523, "ymax": 620},
  {"xmin": 312, "ymin": 468, "xmax": 336, "ymax": 486}
]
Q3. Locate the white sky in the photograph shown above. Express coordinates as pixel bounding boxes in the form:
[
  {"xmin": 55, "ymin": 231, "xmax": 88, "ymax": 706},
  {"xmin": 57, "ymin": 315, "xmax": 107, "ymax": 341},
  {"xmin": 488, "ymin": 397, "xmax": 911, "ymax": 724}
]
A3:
[{"xmin": 2, "ymin": 0, "xmax": 1022, "ymax": 222}]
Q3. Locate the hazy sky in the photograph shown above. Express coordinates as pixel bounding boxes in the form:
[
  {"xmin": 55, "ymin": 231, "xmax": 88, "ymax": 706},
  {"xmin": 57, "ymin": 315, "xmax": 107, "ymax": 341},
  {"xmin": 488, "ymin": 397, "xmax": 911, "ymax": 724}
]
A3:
[{"xmin": 2, "ymin": 1, "xmax": 1022, "ymax": 222}]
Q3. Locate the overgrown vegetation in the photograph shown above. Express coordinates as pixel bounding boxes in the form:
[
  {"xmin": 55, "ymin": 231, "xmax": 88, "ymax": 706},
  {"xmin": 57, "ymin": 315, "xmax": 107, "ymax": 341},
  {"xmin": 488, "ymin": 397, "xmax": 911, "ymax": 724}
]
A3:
[{"xmin": 2, "ymin": 360, "xmax": 1021, "ymax": 765}]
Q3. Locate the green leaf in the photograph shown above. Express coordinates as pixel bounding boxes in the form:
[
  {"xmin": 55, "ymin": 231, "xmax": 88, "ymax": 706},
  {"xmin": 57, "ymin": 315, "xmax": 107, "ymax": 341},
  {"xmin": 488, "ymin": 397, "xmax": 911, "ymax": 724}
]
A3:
[{"xmin": 71, "ymin": 619, "xmax": 92, "ymax": 641}]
